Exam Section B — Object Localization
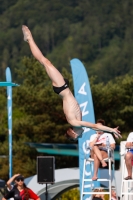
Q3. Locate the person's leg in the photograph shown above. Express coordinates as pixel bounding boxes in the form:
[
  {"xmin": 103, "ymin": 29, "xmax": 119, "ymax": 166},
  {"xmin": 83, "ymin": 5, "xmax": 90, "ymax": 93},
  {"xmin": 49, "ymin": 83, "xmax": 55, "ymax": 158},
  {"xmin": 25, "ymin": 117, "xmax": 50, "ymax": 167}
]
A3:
[
  {"xmin": 91, "ymin": 153, "xmax": 100, "ymax": 180},
  {"xmin": 91, "ymin": 148, "xmax": 108, "ymax": 180},
  {"xmin": 92, "ymin": 146, "xmax": 107, "ymax": 167},
  {"xmin": 101, "ymin": 150, "xmax": 108, "ymax": 159},
  {"xmin": 125, "ymin": 152, "xmax": 133, "ymax": 178},
  {"xmin": 22, "ymin": 25, "xmax": 65, "ymax": 87}
]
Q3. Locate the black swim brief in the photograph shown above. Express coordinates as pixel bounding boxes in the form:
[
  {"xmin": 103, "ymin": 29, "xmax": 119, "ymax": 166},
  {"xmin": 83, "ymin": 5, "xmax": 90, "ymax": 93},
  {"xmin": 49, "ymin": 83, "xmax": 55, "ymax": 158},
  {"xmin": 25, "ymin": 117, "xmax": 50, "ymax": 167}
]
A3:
[{"xmin": 53, "ymin": 78, "xmax": 69, "ymax": 94}]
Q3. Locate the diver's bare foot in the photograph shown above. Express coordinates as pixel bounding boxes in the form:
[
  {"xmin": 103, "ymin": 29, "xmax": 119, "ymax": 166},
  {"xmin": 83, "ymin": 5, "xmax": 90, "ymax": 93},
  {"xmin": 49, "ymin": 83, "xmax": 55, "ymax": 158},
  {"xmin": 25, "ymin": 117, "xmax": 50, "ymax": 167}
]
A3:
[
  {"xmin": 65, "ymin": 128, "xmax": 78, "ymax": 140},
  {"xmin": 22, "ymin": 25, "xmax": 32, "ymax": 42},
  {"xmin": 101, "ymin": 159, "xmax": 107, "ymax": 167}
]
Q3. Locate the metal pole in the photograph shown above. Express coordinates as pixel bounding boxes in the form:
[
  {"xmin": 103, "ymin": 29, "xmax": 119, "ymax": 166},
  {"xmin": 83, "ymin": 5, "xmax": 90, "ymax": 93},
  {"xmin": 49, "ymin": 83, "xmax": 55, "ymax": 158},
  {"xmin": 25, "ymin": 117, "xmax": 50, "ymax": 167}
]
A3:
[
  {"xmin": 45, "ymin": 183, "xmax": 48, "ymax": 200},
  {"xmin": 6, "ymin": 67, "xmax": 13, "ymax": 178}
]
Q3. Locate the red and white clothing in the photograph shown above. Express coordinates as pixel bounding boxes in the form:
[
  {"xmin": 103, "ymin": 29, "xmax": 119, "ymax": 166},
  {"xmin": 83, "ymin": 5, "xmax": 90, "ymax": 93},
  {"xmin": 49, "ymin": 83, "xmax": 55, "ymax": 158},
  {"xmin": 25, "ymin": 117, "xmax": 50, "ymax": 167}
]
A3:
[
  {"xmin": 4, "ymin": 186, "xmax": 39, "ymax": 200},
  {"xmin": 90, "ymin": 132, "xmax": 115, "ymax": 145}
]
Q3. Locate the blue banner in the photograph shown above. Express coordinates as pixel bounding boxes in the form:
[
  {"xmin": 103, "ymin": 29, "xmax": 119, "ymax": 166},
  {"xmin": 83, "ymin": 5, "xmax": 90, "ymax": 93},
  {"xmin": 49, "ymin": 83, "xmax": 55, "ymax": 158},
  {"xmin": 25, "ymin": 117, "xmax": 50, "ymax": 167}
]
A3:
[
  {"xmin": 70, "ymin": 58, "xmax": 99, "ymax": 199},
  {"xmin": 6, "ymin": 67, "xmax": 13, "ymax": 178}
]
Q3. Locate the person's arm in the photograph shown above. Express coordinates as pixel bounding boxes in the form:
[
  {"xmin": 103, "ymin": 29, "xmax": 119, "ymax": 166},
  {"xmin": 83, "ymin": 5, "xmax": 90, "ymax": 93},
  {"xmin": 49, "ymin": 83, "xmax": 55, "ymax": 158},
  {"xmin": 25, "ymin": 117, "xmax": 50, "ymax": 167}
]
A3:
[
  {"xmin": 89, "ymin": 133, "xmax": 101, "ymax": 148},
  {"xmin": 2, "ymin": 198, "xmax": 6, "ymax": 200},
  {"xmin": 125, "ymin": 133, "xmax": 133, "ymax": 148},
  {"xmin": 110, "ymin": 143, "xmax": 115, "ymax": 150},
  {"xmin": 108, "ymin": 134, "xmax": 116, "ymax": 150},
  {"xmin": 125, "ymin": 142, "xmax": 133, "ymax": 148},
  {"xmin": 101, "ymin": 143, "xmax": 115, "ymax": 150},
  {"xmin": 6, "ymin": 174, "xmax": 20, "ymax": 190},
  {"xmin": 70, "ymin": 120, "xmax": 121, "ymax": 138}
]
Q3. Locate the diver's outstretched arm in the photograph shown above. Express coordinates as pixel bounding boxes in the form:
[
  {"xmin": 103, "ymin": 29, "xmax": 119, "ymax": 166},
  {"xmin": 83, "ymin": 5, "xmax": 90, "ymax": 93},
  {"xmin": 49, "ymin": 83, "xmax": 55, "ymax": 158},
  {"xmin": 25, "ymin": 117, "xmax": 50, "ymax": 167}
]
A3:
[{"xmin": 69, "ymin": 120, "xmax": 121, "ymax": 138}]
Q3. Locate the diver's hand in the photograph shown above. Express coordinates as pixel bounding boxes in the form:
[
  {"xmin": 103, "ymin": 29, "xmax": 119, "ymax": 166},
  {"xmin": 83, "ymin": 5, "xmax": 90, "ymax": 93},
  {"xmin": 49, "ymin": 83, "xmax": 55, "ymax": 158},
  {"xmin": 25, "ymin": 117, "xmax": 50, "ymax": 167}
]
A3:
[{"xmin": 113, "ymin": 126, "xmax": 122, "ymax": 139}]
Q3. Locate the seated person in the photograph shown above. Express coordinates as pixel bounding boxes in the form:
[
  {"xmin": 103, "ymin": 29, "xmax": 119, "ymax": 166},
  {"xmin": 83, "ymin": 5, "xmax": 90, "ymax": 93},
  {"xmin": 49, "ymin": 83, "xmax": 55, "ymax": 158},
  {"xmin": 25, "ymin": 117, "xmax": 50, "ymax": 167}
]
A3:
[
  {"xmin": 92, "ymin": 188, "xmax": 105, "ymax": 200},
  {"xmin": 89, "ymin": 119, "xmax": 116, "ymax": 181},
  {"xmin": 124, "ymin": 131, "xmax": 133, "ymax": 180},
  {"xmin": 111, "ymin": 188, "xmax": 117, "ymax": 200}
]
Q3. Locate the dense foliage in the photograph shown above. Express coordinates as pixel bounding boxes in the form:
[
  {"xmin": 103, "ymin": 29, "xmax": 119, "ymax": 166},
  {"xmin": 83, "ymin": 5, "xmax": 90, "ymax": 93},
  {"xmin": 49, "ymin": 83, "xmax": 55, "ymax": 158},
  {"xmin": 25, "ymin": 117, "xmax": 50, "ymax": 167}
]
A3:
[
  {"xmin": 0, "ymin": 0, "xmax": 133, "ymax": 182},
  {"xmin": 0, "ymin": 58, "xmax": 79, "ymax": 180},
  {"xmin": 0, "ymin": 57, "xmax": 133, "ymax": 180},
  {"xmin": 1, "ymin": 0, "xmax": 133, "ymax": 82},
  {"xmin": 55, "ymin": 188, "xmax": 80, "ymax": 200}
]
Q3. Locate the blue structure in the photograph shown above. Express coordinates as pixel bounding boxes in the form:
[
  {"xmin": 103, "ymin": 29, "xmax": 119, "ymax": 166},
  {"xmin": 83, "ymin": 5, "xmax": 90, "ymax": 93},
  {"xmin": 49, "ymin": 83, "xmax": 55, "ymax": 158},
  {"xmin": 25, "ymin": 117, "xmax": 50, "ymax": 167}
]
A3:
[
  {"xmin": 70, "ymin": 58, "xmax": 97, "ymax": 198},
  {"xmin": 0, "ymin": 82, "xmax": 18, "ymax": 87},
  {"xmin": 0, "ymin": 67, "xmax": 19, "ymax": 178}
]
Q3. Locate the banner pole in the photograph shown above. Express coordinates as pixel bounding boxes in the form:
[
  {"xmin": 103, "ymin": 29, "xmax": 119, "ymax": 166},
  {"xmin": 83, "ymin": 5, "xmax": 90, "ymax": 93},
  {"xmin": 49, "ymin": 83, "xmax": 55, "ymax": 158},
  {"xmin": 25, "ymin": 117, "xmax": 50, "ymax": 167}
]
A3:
[{"xmin": 6, "ymin": 67, "xmax": 13, "ymax": 178}]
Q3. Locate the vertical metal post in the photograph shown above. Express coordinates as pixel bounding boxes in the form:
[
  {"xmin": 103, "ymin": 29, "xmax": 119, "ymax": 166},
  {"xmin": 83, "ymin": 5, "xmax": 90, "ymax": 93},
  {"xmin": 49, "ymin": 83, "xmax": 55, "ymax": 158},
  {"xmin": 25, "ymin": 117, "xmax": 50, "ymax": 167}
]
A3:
[
  {"xmin": 6, "ymin": 67, "xmax": 13, "ymax": 178},
  {"xmin": 0, "ymin": 73, "xmax": 18, "ymax": 179},
  {"xmin": 45, "ymin": 183, "xmax": 48, "ymax": 200}
]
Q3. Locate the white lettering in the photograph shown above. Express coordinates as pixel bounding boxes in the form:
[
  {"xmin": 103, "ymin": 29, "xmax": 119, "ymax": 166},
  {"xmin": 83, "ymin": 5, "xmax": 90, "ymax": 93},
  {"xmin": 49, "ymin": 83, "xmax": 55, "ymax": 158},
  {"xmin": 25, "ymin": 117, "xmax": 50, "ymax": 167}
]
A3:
[
  {"xmin": 84, "ymin": 127, "xmax": 91, "ymax": 133},
  {"xmin": 85, "ymin": 160, "xmax": 91, "ymax": 176},
  {"xmin": 78, "ymin": 82, "xmax": 87, "ymax": 95},
  {"xmin": 80, "ymin": 101, "xmax": 89, "ymax": 116},
  {"xmin": 83, "ymin": 140, "xmax": 90, "ymax": 154}
]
